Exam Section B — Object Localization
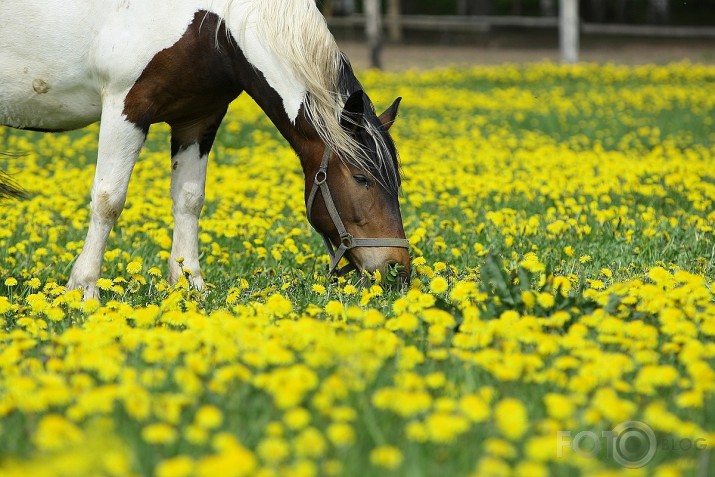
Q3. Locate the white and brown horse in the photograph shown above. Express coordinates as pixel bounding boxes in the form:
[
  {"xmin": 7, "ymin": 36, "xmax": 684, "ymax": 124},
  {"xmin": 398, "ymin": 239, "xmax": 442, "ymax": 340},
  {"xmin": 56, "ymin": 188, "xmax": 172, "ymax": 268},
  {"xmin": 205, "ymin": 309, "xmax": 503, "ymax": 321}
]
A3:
[{"xmin": 0, "ymin": 1, "xmax": 410, "ymax": 298}]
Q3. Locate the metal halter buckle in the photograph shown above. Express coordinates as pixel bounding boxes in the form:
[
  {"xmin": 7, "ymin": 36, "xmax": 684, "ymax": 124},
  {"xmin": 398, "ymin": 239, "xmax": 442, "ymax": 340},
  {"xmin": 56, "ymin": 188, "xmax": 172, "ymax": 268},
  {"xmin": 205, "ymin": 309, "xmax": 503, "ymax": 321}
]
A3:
[{"xmin": 340, "ymin": 234, "xmax": 353, "ymax": 248}]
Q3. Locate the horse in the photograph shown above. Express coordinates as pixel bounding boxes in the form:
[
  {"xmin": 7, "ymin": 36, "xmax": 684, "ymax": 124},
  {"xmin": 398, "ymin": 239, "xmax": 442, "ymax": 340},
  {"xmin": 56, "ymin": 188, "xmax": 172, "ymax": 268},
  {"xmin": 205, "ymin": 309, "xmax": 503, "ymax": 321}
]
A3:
[{"xmin": 0, "ymin": 0, "xmax": 410, "ymax": 299}]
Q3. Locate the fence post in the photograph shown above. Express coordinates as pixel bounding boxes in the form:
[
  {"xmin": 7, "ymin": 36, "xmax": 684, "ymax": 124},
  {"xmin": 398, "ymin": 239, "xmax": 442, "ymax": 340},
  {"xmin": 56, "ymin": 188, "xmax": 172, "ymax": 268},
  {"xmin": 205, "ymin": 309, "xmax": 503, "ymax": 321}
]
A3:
[
  {"xmin": 560, "ymin": 0, "xmax": 579, "ymax": 63},
  {"xmin": 365, "ymin": 0, "xmax": 382, "ymax": 69},
  {"xmin": 387, "ymin": 0, "xmax": 403, "ymax": 42}
]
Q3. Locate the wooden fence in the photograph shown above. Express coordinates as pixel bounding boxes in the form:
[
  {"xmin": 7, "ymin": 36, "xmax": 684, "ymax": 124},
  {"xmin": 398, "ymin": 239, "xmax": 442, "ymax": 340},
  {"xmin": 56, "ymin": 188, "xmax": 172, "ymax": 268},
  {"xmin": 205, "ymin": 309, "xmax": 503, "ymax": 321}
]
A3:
[{"xmin": 326, "ymin": 14, "xmax": 715, "ymax": 39}]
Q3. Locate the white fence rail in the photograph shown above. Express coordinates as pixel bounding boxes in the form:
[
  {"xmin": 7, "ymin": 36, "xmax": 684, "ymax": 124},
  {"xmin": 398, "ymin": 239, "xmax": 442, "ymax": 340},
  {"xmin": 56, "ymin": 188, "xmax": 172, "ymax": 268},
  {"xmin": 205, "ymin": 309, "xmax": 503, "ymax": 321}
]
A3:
[{"xmin": 326, "ymin": 14, "xmax": 715, "ymax": 39}]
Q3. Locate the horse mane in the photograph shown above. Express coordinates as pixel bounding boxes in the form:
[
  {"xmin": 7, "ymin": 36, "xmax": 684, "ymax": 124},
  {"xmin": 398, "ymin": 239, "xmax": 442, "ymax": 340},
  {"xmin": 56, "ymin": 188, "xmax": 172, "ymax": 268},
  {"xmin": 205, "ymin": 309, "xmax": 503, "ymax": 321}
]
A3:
[{"xmin": 221, "ymin": 0, "xmax": 400, "ymax": 194}]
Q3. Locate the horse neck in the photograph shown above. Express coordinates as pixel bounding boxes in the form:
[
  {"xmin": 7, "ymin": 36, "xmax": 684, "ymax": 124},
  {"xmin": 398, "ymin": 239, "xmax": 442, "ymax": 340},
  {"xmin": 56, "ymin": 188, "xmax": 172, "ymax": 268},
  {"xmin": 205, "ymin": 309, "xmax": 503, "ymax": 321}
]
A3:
[{"xmin": 239, "ymin": 67, "xmax": 321, "ymax": 173}]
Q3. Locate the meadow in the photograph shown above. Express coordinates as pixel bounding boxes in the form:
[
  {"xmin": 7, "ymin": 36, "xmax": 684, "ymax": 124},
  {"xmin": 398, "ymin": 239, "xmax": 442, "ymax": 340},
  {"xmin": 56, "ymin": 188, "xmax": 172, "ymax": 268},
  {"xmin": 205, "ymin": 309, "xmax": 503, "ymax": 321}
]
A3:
[{"xmin": 0, "ymin": 61, "xmax": 714, "ymax": 476}]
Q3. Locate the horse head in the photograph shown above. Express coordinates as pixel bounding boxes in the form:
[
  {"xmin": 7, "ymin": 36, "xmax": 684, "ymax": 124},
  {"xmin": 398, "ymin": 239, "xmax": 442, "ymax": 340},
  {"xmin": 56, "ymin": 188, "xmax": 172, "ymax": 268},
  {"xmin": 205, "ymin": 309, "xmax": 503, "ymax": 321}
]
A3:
[{"xmin": 303, "ymin": 90, "xmax": 410, "ymax": 284}]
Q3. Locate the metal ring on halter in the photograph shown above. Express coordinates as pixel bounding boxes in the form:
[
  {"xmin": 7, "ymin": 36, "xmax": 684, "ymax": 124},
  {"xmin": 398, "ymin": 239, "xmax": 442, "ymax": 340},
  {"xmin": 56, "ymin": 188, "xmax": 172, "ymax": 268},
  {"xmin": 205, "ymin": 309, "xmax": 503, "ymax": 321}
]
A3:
[
  {"xmin": 340, "ymin": 234, "xmax": 353, "ymax": 248},
  {"xmin": 315, "ymin": 169, "xmax": 327, "ymax": 185},
  {"xmin": 305, "ymin": 146, "xmax": 410, "ymax": 275}
]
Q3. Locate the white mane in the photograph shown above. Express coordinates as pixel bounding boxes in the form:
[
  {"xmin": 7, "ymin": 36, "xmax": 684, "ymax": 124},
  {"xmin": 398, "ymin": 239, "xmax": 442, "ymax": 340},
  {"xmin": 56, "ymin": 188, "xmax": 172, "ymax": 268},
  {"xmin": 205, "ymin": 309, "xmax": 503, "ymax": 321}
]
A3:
[{"xmin": 219, "ymin": 0, "xmax": 399, "ymax": 193}]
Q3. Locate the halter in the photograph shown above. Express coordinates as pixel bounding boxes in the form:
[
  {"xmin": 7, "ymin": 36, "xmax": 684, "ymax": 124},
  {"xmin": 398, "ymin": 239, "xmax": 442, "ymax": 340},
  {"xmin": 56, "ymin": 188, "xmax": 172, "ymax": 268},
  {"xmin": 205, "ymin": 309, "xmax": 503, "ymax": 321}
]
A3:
[{"xmin": 306, "ymin": 147, "xmax": 410, "ymax": 275}]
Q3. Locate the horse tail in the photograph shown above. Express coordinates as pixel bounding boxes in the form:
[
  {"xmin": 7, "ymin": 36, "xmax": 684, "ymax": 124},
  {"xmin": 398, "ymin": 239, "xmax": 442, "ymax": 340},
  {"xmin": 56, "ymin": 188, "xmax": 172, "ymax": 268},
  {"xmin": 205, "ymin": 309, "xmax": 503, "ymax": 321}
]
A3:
[
  {"xmin": 0, "ymin": 154, "xmax": 26, "ymax": 200},
  {"xmin": 0, "ymin": 170, "xmax": 25, "ymax": 200}
]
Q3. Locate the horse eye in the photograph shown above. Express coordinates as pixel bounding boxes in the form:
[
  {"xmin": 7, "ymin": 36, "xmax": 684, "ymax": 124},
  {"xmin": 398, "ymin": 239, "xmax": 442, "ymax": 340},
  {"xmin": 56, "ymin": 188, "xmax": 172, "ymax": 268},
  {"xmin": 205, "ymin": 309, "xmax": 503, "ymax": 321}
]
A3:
[{"xmin": 353, "ymin": 175, "xmax": 370, "ymax": 187}]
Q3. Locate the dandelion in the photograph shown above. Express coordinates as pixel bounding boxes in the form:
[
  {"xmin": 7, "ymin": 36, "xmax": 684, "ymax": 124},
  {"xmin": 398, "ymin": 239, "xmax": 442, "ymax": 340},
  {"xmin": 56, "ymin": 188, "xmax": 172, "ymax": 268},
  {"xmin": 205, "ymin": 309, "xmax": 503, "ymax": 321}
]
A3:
[
  {"xmin": 429, "ymin": 276, "xmax": 449, "ymax": 294},
  {"xmin": 370, "ymin": 445, "xmax": 403, "ymax": 470},
  {"xmin": 324, "ymin": 300, "xmax": 343, "ymax": 318},
  {"xmin": 257, "ymin": 437, "xmax": 290, "ymax": 464},
  {"xmin": 265, "ymin": 293, "xmax": 292, "ymax": 317},
  {"xmin": 294, "ymin": 427, "xmax": 326, "ymax": 458},
  {"xmin": 126, "ymin": 261, "xmax": 142, "ymax": 274},
  {"xmin": 0, "ymin": 297, "xmax": 12, "ymax": 314},
  {"xmin": 311, "ymin": 284, "xmax": 326, "ymax": 295},
  {"xmin": 142, "ymin": 423, "xmax": 178, "ymax": 445},
  {"xmin": 326, "ymin": 422, "xmax": 355, "ymax": 447},
  {"xmin": 495, "ymin": 398, "xmax": 529, "ymax": 441},
  {"xmin": 520, "ymin": 253, "xmax": 545, "ymax": 273},
  {"xmin": 156, "ymin": 456, "xmax": 195, "ymax": 477},
  {"xmin": 195, "ymin": 405, "xmax": 223, "ymax": 430},
  {"xmin": 33, "ymin": 415, "xmax": 83, "ymax": 450},
  {"xmin": 283, "ymin": 407, "xmax": 311, "ymax": 430}
]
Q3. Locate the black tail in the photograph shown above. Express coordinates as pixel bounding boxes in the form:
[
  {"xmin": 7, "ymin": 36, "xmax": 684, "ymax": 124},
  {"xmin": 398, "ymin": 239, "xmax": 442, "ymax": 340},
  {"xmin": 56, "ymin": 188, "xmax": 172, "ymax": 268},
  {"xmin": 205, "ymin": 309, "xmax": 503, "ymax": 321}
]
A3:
[{"xmin": 0, "ymin": 169, "xmax": 26, "ymax": 200}]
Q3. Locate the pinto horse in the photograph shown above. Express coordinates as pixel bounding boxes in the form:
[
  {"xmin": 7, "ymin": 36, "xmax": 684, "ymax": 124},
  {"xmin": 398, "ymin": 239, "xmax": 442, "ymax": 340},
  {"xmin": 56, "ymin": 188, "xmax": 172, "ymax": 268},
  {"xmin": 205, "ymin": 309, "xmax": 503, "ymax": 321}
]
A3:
[{"xmin": 0, "ymin": 1, "xmax": 410, "ymax": 298}]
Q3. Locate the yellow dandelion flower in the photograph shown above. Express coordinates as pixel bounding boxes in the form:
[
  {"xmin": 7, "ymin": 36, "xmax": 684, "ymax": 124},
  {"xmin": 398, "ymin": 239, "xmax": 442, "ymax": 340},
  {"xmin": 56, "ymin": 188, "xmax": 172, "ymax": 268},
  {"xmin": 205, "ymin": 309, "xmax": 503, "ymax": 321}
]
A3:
[
  {"xmin": 283, "ymin": 407, "xmax": 311, "ymax": 430},
  {"xmin": 257, "ymin": 437, "xmax": 290, "ymax": 464},
  {"xmin": 536, "ymin": 292, "xmax": 555, "ymax": 309},
  {"xmin": 33, "ymin": 414, "xmax": 83, "ymax": 451},
  {"xmin": 370, "ymin": 445, "xmax": 403, "ymax": 470},
  {"xmin": 294, "ymin": 427, "xmax": 326, "ymax": 458},
  {"xmin": 495, "ymin": 398, "xmax": 529, "ymax": 441},
  {"xmin": 195, "ymin": 405, "xmax": 223, "ymax": 430},
  {"xmin": 265, "ymin": 293, "xmax": 292, "ymax": 317},
  {"xmin": 324, "ymin": 300, "xmax": 344, "ymax": 318},
  {"xmin": 326, "ymin": 422, "xmax": 355, "ymax": 447},
  {"xmin": 141, "ymin": 423, "xmax": 178, "ymax": 445},
  {"xmin": 126, "ymin": 261, "xmax": 142, "ymax": 274},
  {"xmin": 429, "ymin": 276, "xmax": 449, "ymax": 294},
  {"xmin": 0, "ymin": 297, "xmax": 14, "ymax": 314},
  {"xmin": 156, "ymin": 456, "xmax": 195, "ymax": 477}
]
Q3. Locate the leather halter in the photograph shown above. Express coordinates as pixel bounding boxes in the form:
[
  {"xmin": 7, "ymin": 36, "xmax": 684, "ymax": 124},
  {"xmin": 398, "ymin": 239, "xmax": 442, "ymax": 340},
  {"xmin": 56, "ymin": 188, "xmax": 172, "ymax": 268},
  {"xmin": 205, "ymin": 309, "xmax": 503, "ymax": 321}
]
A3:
[{"xmin": 306, "ymin": 147, "xmax": 410, "ymax": 275}]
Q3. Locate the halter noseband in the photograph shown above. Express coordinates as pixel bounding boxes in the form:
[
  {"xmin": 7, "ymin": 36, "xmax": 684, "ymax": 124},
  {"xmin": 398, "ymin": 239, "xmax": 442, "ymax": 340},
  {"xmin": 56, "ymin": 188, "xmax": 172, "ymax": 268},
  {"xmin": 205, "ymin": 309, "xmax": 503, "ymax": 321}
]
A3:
[{"xmin": 306, "ymin": 147, "xmax": 410, "ymax": 276}]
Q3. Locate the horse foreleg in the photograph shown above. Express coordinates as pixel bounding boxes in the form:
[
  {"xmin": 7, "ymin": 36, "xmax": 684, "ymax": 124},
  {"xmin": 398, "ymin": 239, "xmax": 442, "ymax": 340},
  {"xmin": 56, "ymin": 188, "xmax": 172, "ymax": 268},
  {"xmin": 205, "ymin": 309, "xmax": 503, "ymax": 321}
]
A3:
[
  {"xmin": 67, "ymin": 98, "xmax": 146, "ymax": 300},
  {"xmin": 168, "ymin": 143, "xmax": 208, "ymax": 290},
  {"xmin": 167, "ymin": 111, "xmax": 225, "ymax": 290}
]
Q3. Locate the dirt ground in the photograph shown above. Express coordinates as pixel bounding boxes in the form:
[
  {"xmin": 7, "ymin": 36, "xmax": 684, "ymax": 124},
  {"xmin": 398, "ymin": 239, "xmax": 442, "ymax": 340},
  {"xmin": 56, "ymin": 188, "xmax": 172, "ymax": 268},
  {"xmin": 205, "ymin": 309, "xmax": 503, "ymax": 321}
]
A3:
[{"xmin": 337, "ymin": 38, "xmax": 715, "ymax": 71}]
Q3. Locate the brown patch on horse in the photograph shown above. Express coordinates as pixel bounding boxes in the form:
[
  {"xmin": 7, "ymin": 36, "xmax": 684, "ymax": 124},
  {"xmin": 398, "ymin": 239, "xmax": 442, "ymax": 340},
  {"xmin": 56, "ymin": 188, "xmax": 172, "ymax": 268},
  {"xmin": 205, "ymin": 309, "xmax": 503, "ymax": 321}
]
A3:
[{"xmin": 123, "ymin": 11, "xmax": 243, "ymax": 137}]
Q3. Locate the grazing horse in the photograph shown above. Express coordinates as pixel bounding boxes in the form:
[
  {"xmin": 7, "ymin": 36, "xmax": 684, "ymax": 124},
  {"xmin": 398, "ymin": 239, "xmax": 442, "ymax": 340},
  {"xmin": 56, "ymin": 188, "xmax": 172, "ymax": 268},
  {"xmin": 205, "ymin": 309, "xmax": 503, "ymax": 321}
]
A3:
[{"xmin": 0, "ymin": 1, "xmax": 410, "ymax": 299}]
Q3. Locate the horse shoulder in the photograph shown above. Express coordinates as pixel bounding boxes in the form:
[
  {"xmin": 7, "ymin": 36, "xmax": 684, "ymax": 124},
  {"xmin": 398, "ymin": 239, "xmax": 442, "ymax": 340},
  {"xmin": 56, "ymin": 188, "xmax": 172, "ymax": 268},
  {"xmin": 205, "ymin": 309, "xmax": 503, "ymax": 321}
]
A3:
[{"xmin": 121, "ymin": 10, "xmax": 245, "ymax": 130}]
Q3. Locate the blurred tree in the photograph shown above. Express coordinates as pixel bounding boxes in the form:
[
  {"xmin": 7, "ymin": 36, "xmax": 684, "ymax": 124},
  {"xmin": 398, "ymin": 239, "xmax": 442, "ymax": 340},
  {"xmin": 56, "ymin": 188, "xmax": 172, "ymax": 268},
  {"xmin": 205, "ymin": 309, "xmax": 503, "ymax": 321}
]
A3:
[
  {"xmin": 321, "ymin": 0, "xmax": 355, "ymax": 16},
  {"xmin": 457, "ymin": 0, "xmax": 495, "ymax": 15},
  {"xmin": 647, "ymin": 0, "xmax": 670, "ymax": 24},
  {"xmin": 588, "ymin": 0, "xmax": 606, "ymax": 22},
  {"xmin": 614, "ymin": 0, "xmax": 631, "ymax": 23},
  {"xmin": 540, "ymin": 0, "xmax": 555, "ymax": 16}
]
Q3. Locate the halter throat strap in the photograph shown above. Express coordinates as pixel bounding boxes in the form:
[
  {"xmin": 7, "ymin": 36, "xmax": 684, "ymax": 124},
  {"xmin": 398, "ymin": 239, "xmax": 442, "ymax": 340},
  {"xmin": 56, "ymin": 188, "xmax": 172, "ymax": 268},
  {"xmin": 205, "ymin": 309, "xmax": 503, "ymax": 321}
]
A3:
[{"xmin": 306, "ymin": 147, "xmax": 410, "ymax": 275}]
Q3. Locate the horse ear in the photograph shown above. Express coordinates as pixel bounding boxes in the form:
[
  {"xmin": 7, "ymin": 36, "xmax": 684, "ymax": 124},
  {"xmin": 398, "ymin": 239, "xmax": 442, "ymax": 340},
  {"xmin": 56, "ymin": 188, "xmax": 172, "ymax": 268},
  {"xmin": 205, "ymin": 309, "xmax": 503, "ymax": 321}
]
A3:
[
  {"xmin": 341, "ymin": 90, "xmax": 365, "ymax": 132},
  {"xmin": 378, "ymin": 97, "xmax": 401, "ymax": 131}
]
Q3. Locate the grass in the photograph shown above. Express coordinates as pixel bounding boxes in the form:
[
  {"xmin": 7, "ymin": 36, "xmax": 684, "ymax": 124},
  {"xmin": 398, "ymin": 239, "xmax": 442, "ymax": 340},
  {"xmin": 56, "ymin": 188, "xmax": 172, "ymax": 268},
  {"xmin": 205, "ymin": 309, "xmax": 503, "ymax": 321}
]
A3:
[{"xmin": 0, "ymin": 61, "xmax": 714, "ymax": 477}]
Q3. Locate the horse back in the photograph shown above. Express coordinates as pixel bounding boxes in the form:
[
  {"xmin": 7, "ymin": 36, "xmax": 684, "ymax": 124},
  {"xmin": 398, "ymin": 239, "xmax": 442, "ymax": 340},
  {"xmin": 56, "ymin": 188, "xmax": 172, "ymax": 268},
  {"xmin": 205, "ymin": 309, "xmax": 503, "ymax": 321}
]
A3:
[{"xmin": 0, "ymin": 1, "xmax": 206, "ymax": 131}]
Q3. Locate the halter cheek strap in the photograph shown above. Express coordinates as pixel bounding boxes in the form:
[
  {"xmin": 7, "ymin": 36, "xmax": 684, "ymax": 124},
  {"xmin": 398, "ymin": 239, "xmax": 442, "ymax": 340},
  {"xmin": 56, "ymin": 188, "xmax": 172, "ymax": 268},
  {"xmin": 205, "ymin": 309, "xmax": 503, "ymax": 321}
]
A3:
[{"xmin": 306, "ymin": 147, "xmax": 410, "ymax": 275}]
